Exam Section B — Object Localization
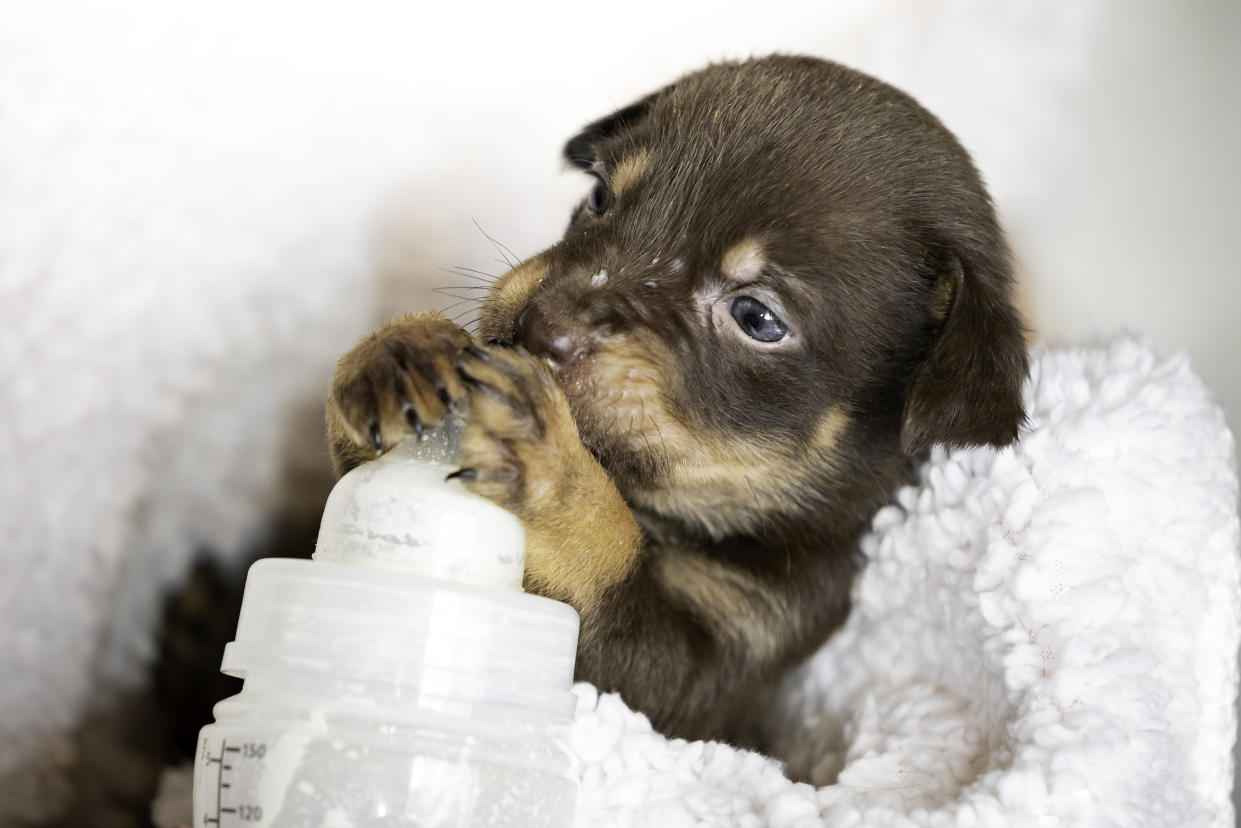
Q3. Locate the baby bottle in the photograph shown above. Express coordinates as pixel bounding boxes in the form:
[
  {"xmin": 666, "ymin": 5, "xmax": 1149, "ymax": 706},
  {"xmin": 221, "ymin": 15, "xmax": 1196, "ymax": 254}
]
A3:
[{"xmin": 191, "ymin": 421, "xmax": 580, "ymax": 827}]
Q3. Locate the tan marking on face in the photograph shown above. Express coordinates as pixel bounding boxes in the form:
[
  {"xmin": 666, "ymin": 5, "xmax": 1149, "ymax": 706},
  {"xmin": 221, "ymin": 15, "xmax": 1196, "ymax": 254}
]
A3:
[
  {"xmin": 554, "ymin": 331, "xmax": 797, "ymax": 537},
  {"xmin": 631, "ymin": 407, "xmax": 851, "ymax": 537},
  {"xmin": 811, "ymin": 407, "xmax": 849, "ymax": 453},
  {"xmin": 552, "ymin": 316, "xmax": 850, "ymax": 537},
  {"xmin": 720, "ymin": 238, "xmax": 767, "ymax": 282},
  {"xmin": 479, "ymin": 254, "xmax": 549, "ymax": 341},
  {"xmin": 641, "ymin": 443, "xmax": 793, "ymax": 536},
  {"xmin": 609, "ymin": 149, "xmax": 651, "ymax": 198},
  {"xmin": 563, "ymin": 331, "xmax": 688, "ymax": 457}
]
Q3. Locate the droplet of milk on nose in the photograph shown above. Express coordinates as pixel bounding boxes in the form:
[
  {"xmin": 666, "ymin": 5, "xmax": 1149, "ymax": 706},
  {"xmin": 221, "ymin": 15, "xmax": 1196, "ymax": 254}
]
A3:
[{"xmin": 590, "ymin": 269, "xmax": 609, "ymax": 287}]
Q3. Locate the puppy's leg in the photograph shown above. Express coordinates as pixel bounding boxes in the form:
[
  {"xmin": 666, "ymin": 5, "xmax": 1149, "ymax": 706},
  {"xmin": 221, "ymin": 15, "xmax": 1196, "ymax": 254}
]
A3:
[
  {"xmin": 454, "ymin": 345, "xmax": 643, "ymax": 608},
  {"xmin": 325, "ymin": 312, "xmax": 473, "ymax": 475}
]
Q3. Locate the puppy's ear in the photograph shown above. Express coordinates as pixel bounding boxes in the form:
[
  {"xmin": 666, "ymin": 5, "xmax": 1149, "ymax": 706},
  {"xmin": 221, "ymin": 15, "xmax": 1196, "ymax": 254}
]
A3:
[
  {"xmin": 564, "ymin": 91, "xmax": 664, "ymax": 169},
  {"xmin": 901, "ymin": 248, "xmax": 1028, "ymax": 454}
]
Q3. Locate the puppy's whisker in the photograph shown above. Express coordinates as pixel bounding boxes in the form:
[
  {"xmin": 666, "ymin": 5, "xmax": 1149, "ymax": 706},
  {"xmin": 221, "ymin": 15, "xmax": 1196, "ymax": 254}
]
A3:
[
  {"xmin": 439, "ymin": 266, "xmax": 497, "ymax": 285},
  {"xmin": 433, "ymin": 288, "xmax": 488, "ymax": 303},
  {"xmin": 453, "ymin": 266, "xmax": 499, "ymax": 280},
  {"xmin": 434, "ymin": 286, "xmax": 486, "ymax": 296},
  {"xmin": 472, "ymin": 218, "xmax": 521, "ymax": 268},
  {"xmin": 491, "ymin": 237, "xmax": 522, "ymax": 269},
  {"xmin": 448, "ymin": 279, "xmax": 489, "ymax": 295},
  {"xmin": 435, "ymin": 297, "xmax": 482, "ymax": 310},
  {"xmin": 438, "ymin": 298, "xmax": 481, "ymax": 316}
]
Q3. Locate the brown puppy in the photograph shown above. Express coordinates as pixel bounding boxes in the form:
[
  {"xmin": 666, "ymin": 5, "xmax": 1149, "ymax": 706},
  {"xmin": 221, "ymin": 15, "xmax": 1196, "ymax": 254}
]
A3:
[{"xmin": 325, "ymin": 55, "xmax": 1027, "ymax": 747}]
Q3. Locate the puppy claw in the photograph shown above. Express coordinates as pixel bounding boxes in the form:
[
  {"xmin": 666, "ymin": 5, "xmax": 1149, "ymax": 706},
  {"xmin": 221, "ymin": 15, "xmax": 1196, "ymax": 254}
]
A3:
[
  {"xmin": 459, "ymin": 370, "xmax": 528, "ymax": 422},
  {"xmin": 460, "ymin": 344, "xmax": 534, "ymax": 385},
  {"xmin": 437, "ymin": 387, "xmax": 458, "ymax": 415},
  {"xmin": 447, "ymin": 465, "xmax": 519, "ymax": 486},
  {"xmin": 368, "ymin": 421, "xmax": 383, "ymax": 455},
  {"xmin": 403, "ymin": 403, "xmax": 424, "ymax": 439}
]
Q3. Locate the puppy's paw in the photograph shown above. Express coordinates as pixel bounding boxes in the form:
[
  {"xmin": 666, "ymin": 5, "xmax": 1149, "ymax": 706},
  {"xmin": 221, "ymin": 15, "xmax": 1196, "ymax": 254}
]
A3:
[
  {"xmin": 452, "ymin": 345, "xmax": 577, "ymax": 516},
  {"xmin": 454, "ymin": 344, "xmax": 642, "ymax": 605},
  {"xmin": 326, "ymin": 313, "xmax": 473, "ymax": 473}
]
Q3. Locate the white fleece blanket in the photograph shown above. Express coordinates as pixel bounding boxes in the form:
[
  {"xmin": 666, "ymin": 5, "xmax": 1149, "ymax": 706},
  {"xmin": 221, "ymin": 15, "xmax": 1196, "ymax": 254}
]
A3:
[{"xmin": 563, "ymin": 336, "xmax": 1240, "ymax": 828}]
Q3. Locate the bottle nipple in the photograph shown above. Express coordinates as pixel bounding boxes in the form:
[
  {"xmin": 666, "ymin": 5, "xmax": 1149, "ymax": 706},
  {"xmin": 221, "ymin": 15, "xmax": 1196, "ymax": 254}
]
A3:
[{"xmin": 313, "ymin": 418, "xmax": 527, "ymax": 588}]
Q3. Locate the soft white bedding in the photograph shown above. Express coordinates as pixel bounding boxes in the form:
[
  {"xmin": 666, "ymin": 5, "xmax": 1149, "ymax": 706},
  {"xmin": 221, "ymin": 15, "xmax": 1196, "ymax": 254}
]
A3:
[{"xmin": 564, "ymin": 337, "xmax": 1239, "ymax": 827}]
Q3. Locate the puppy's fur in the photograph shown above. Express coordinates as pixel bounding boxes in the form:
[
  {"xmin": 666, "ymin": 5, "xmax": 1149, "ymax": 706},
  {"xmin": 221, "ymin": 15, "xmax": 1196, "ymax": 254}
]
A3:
[{"xmin": 326, "ymin": 55, "xmax": 1026, "ymax": 746}]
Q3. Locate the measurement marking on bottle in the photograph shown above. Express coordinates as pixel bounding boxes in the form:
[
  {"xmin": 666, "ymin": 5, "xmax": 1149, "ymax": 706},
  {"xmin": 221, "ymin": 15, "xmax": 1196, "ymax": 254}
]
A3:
[
  {"xmin": 217, "ymin": 738, "xmax": 226, "ymax": 824},
  {"xmin": 201, "ymin": 738, "xmax": 268, "ymax": 826}
]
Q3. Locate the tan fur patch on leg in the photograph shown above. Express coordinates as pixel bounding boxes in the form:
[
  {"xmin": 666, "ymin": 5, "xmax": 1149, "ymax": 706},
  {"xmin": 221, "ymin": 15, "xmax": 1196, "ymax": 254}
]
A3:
[
  {"xmin": 456, "ymin": 346, "xmax": 642, "ymax": 612},
  {"xmin": 521, "ymin": 458, "xmax": 643, "ymax": 612}
]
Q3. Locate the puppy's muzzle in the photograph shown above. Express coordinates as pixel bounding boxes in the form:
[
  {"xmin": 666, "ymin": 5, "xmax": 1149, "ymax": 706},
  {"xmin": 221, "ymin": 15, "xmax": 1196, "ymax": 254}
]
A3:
[
  {"xmin": 514, "ymin": 302, "xmax": 594, "ymax": 367},
  {"xmin": 512, "ymin": 262, "xmax": 628, "ymax": 367}
]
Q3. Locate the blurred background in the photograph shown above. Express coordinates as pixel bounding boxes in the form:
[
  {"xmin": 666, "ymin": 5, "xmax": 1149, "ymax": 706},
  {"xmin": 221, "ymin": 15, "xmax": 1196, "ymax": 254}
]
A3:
[{"xmin": 2, "ymin": 0, "xmax": 1238, "ymax": 824}]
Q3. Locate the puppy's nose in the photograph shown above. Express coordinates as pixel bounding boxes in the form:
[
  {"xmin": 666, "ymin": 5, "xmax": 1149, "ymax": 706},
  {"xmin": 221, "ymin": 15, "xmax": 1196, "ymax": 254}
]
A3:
[{"xmin": 514, "ymin": 304, "xmax": 588, "ymax": 366}]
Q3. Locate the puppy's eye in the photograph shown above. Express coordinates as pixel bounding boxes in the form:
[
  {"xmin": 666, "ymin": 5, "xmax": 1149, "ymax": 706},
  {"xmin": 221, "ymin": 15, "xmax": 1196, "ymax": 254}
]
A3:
[
  {"xmin": 588, "ymin": 177, "xmax": 611, "ymax": 214},
  {"xmin": 730, "ymin": 296, "xmax": 788, "ymax": 342}
]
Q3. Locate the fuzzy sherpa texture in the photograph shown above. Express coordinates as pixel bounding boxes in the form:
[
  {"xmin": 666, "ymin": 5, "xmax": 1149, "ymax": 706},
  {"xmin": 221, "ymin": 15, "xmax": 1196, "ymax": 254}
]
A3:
[{"xmin": 564, "ymin": 336, "xmax": 1240, "ymax": 828}]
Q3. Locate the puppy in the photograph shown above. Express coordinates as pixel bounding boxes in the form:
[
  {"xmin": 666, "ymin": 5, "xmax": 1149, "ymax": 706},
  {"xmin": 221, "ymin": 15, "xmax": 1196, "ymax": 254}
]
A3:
[{"xmin": 325, "ymin": 55, "xmax": 1026, "ymax": 747}]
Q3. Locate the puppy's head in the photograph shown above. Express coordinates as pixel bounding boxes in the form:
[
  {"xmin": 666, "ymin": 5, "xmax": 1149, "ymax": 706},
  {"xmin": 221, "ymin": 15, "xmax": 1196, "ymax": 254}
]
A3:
[{"xmin": 480, "ymin": 56, "xmax": 1026, "ymax": 538}]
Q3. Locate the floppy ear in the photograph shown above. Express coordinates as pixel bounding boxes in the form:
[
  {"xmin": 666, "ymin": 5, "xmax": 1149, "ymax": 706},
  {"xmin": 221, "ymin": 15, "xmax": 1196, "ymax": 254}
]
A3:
[
  {"xmin": 563, "ymin": 91, "xmax": 664, "ymax": 169},
  {"xmin": 901, "ymin": 248, "xmax": 1028, "ymax": 454}
]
